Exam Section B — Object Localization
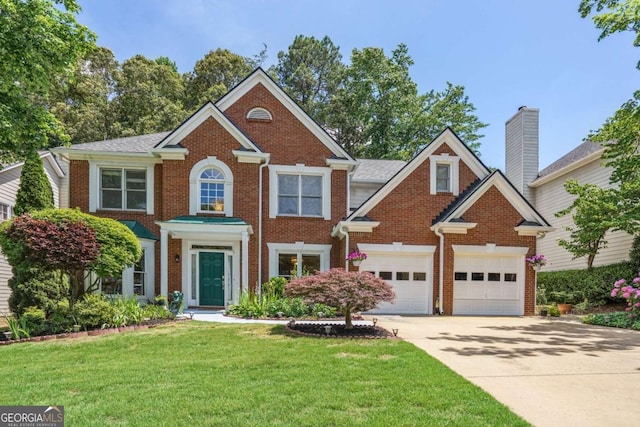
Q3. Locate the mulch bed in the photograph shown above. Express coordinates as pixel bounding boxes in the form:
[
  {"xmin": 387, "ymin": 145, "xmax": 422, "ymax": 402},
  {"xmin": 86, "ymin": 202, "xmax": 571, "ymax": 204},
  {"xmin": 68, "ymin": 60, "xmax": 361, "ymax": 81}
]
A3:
[{"xmin": 286, "ymin": 322, "xmax": 395, "ymax": 339}]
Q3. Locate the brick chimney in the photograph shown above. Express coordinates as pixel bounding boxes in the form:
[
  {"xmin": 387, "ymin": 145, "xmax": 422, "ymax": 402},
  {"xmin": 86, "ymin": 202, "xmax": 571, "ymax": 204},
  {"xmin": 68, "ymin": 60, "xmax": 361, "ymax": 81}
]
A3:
[{"xmin": 505, "ymin": 106, "xmax": 539, "ymax": 204}]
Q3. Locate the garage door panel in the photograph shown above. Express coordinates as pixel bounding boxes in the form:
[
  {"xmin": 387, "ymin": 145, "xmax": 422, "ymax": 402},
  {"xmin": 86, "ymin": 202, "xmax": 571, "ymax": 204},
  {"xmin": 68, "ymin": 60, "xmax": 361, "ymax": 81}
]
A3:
[
  {"xmin": 453, "ymin": 253, "xmax": 524, "ymax": 316},
  {"xmin": 360, "ymin": 253, "xmax": 432, "ymax": 315}
]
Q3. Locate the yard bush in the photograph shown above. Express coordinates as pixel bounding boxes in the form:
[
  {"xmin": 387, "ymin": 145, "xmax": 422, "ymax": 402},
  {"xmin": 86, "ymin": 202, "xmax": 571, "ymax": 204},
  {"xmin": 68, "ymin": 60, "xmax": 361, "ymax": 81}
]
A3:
[
  {"xmin": 583, "ymin": 312, "xmax": 640, "ymax": 330},
  {"xmin": 21, "ymin": 306, "xmax": 47, "ymax": 336},
  {"xmin": 8, "ymin": 270, "xmax": 68, "ymax": 317},
  {"xmin": 537, "ymin": 261, "xmax": 638, "ymax": 306},
  {"xmin": 75, "ymin": 294, "xmax": 116, "ymax": 329}
]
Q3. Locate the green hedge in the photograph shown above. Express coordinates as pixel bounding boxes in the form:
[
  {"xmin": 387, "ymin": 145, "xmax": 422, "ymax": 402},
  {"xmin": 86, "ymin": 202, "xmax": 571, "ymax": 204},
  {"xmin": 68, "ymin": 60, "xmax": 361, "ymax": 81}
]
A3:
[{"xmin": 537, "ymin": 261, "xmax": 638, "ymax": 305}]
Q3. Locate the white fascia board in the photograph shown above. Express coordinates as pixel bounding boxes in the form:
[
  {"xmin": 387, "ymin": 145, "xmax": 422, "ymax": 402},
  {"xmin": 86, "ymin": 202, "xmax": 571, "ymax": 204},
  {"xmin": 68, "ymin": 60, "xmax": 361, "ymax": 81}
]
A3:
[
  {"xmin": 217, "ymin": 69, "xmax": 354, "ymax": 161},
  {"xmin": 349, "ymin": 128, "xmax": 489, "ymax": 219},
  {"xmin": 357, "ymin": 242, "xmax": 436, "ymax": 255},
  {"xmin": 232, "ymin": 150, "xmax": 270, "ymax": 164},
  {"xmin": 430, "ymin": 222, "xmax": 477, "ymax": 234},
  {"xmin": 149, "ymin": 148, "xmax": 188, "ymax": 160},
  {"xmin": 326, "ymin": 158, "xmax": 358, "ymax": 171},
  {"xmin": 447, "ymin": 173, "xmax": 548, "ymax": 227},
  {"xmin": 529, "ymin": 149, "xmax": 605, "ymax": 188},
  {"xmin": 331, "ymin": 221, "xmax": 380, "ymax": 236},
  {"xmin": 514, "ymin": 225, "xmax": 555, "ymax": 236},
  {"xmin": 156, "ymin": 102, "xmax": 261, "ymax": 152},
  {"xmin": 58, "ymin": 150, "xmax": 161, "ymax": 163}
]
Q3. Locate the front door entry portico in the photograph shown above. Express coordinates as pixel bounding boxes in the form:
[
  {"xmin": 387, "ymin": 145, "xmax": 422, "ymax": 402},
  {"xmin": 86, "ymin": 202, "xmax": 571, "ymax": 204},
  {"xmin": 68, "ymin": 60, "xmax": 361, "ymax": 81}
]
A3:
[{"xmin": 199, "ymin": 252, "xmax": 225, "ymax": 306}]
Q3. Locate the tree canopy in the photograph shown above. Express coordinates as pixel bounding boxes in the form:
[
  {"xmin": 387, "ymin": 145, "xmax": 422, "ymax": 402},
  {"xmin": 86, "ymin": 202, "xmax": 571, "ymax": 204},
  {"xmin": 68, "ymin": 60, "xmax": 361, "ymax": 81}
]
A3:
[{"xmin": 0, "ymin": 0, "xmax": 95, "ymax": 161}]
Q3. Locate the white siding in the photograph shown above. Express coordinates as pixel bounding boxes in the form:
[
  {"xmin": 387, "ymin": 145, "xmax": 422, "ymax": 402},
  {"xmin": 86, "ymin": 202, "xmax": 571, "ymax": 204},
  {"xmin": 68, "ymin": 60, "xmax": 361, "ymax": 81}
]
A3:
[
  {"xmin": 505, "ymin": 108, "xmax": 539, "ymax": 204},
  {"xmin": 350, "ymin": 182, "xmax": 384, "ymax": 211},
  {"xmin": 0, "ymin": 154, "xmax": 64, "ymax": 314},
  {"xmin": 534, "ymin": 158, "xmax": 633, "ymax": 271}
]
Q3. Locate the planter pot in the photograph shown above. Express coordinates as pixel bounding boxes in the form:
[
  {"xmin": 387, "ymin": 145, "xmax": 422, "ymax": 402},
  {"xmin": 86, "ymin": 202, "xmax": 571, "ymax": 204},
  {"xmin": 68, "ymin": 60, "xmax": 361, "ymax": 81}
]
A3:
[
  {"xmin": 540, "ymin": 308, "xmax": 548, "ymax": 317},
  {"xmin": 557, "ymin": 304, "xmax": 572, "ymax": 315},
  {"xmin": 352, "ymin": 260, "xmax": 361, "ymax": 267}
]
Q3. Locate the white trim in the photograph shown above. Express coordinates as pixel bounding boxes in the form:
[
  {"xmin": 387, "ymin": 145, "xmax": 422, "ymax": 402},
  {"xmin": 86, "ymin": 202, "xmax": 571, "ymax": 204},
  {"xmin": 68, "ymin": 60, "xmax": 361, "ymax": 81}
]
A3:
[
  {"xmin": 326, "ymin": 158, "xmax": 358, "ymax": 171},
  {"xmin": 529, "ymin": 148, "xmax": 605, "ymax": 187},
  {"xmin": 514, "ymin": 225, "xmax": 555, "ymax": 236},
  {"xmin": 0, "ymin": 152, "xmax": 65, "ymax": 178},
  {"xmin": 149, "ymin": 147, "xmax": 188, "ymax": 160},
  {"xmin": 267, "ymin": 242, "xmax": 331, "ymax": 278},
  {"xmin": 156, "ymin": 102, "xmax": 262, "ymax": 152},
  {"xmin": 331, "ymin": 220, "xmax": 380, "ymax": 237},
  {"xmin": 160, "ymin": 229, "xmax": 168, "ymax": 297},
  {"xmin": 54, "ymin": 150, "xmax": 161, "ymax": 161},
  {"xmin": 89, "ymin": 162, "xmax": 155, "ymax": 214},
  {"xmin": 217, "ymin": 69, "xmax": 354, "ymax": 160},
  {"xmin": 189, "ymin": 157, "xmax": 234, "ymax": 217},
  {"xmin": 349, "ymin": 128, "xmax": 489, "ymax": 220},
  {"xmin": 268, "ymin": 164, "xmax": 331, "ymax": 220},
  {"xmin": 430, "ymin": 222, "xmax": 477, "ymax": 234},
  {"xmin": 444, "ymin": 172, "xmax": 548, "ymax": 227},
  {"xmin": 232, "ymin": 150, "xmax": 270, "ymax": 164},
  {"xmin": 452, "ymin": 244, "xmax": 529, "ymax": 256},
  {"xmin": 430, "ymin": 154, "xmax": 460, "ymax": 195},
  {"xmin": 357, "ymin": 242, "xmax": 437, "ymax": 255}
]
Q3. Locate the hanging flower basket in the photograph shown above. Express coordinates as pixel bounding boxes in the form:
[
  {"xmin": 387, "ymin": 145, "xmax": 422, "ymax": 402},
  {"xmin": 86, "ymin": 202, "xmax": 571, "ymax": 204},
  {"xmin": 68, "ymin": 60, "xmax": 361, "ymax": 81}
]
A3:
[
  {"xmin": 526, "ymin": 254, "xmax": 548, "ymax": 270},
  {"xmin": 346, "ymin": 250, "xmax": 367, "ymax": 266}
]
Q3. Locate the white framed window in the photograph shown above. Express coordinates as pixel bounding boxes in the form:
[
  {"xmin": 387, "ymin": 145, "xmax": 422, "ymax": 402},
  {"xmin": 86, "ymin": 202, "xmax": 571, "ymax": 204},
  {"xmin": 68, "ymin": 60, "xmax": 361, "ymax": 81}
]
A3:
[
  {"xmin": 267, "ymin": 242, "xmax": 331, "ymax": 279},
  {"xmin": 436, "ymin": 164, "xmax": 450, "ymax": 192},
  {"xmin": 269, "ymin": 164, "xmax": 331, "ymax": 220},
  {"xmin": 0, "ymin": 203, "xmax": 11, "ymax": 222},
  {"xmin": 133, "ymin": 249, "xmax": 146, "ymax": 296},
  {"xmin": 430, "ymin": 154, "xmax": 460, "ymax": 195},
  {"xmin": 89, "ymin": 162, "xmax": 155, "ymax": 214},
  {"xmin": 97, "ymin": 242, "xmax": 154, "ymax": 299},
  {"xmin": 100, "ymin": 168, "xmax": 147, "ymax": 210},
  {"xmin": 189, "ymin": 157, "xmax": 234, "ymax": 216}
]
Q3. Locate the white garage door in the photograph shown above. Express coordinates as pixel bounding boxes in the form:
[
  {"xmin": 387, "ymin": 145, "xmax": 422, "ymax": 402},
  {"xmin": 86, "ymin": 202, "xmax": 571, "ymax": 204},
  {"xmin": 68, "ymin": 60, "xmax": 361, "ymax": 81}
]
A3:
[
  {"xmin": 359, "ymin": 253, "xmax": 432, "ymax": 314},
  {"xmin": 453, "ymin": 254, "xmax": 524, "ymax": 315}
]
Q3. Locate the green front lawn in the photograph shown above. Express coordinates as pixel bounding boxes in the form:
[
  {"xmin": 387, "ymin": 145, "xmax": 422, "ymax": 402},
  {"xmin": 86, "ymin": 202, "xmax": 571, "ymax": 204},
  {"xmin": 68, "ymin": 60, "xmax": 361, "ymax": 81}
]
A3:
[{"xmin": 0, "ymin": 322, "xmax": 528, "ymax": 426}]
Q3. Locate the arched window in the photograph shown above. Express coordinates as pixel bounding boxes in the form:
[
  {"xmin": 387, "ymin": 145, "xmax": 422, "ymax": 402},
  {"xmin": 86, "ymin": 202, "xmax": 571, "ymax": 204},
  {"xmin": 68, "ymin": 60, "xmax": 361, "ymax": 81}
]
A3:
[
  {"xmin": 189, "ymin": 157, "xmax": 234, "ymax": 216},
  {"xmin": 199, "ymin": 168, "xmax": 225, "ymax": 212}
]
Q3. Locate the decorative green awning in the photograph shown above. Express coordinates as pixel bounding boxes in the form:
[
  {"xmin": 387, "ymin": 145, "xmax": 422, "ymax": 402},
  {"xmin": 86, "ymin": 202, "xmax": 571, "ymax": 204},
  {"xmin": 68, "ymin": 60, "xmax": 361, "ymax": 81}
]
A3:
[{"xmin": 118, "ymin": 220, "xmax": 159, "ymax": 241}]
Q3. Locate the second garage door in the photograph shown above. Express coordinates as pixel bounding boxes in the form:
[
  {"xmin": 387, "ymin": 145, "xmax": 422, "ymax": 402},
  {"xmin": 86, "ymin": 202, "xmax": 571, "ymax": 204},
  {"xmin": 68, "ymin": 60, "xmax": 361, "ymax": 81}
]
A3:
[
  {"xmin": 358, "ymin": 252, "xmax": 433, "ymax": 314},
  {"xmin": 453, "ymin": 253, "xmax": 524, "ymax": 315}
]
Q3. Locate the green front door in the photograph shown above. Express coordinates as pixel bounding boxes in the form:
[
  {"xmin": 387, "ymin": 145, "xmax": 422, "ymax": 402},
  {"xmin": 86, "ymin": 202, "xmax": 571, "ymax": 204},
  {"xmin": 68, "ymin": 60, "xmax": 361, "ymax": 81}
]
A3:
[{"xmin": 199, "ymin": 252, "xmax": 225, "ymax": 306}]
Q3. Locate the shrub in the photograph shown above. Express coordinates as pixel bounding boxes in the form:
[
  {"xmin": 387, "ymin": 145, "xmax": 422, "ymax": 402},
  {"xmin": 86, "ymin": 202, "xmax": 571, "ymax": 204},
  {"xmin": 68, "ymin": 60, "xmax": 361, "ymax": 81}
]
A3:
[
  {"xmin": 547, "ymin": 305, "xmax": 561, "ymax": 317},
  {"xmin": 261, "ymin": 277, "xmax": 287, "ymax": 299},
  {"xmin": 75, "ymin": 294, "xmax": 116, "ymax": 329},
  {"xmin": 311, "ymin": 303, "xmax": 337, "ymax": 318},
  {"xmin": 583, "ymin": 312, "xmax": 640, "ymax": 330},
  {"xmin": 629, "ymin": 235, "xmax": 640, "ymax": 271},
  {"xmin": 21, "ymin": 306, "xmax": 47, "ymax": 336},
  {"xmin": 8, "ymin": 270, "xmax": 68, "ymax": 317},
  {"xmin": 48, "ymin": 300, "xmax": 75, "ymax": 333},
  {"xmin": 537, "ymin": 261, "xmax": 638, "ymax": 306}
]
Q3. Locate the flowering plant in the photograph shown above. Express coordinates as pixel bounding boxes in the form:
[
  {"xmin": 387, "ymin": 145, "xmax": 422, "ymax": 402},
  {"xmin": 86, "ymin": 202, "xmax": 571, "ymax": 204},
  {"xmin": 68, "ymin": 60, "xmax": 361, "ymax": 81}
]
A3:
[
  {"xmin": 346, "ymin": 250, "xmax": 367, "ymax": 262},
  {"xmin": 525, "ymin": 254, "xmax": 548, "ymax": 269},
  {"xmin": 611, "ymin": 274, "xmax": 640, "ymax": 318}
]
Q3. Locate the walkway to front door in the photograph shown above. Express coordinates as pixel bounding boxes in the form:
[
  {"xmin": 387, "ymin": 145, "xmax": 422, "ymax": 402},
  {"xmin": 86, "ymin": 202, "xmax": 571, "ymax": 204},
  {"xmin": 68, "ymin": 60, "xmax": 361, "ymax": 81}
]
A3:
[{"xmin": 199, "ymin": 252, "xmax": 224, "ymax": 306}]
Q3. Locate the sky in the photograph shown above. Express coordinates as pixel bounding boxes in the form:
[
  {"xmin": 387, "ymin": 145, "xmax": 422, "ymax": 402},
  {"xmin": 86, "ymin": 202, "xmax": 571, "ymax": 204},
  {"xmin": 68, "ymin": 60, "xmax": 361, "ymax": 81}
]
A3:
[{"xmin": 76, "ymin": 0, "xmax": 638, "ymax": 170}]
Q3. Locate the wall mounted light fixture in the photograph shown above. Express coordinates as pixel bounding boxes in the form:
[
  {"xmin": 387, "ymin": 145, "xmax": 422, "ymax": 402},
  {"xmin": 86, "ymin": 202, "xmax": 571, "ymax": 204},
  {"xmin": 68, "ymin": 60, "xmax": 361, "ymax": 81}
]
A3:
[{"xmin": 175, "ymin": 254, "xmax": 180, "ymax": 263}]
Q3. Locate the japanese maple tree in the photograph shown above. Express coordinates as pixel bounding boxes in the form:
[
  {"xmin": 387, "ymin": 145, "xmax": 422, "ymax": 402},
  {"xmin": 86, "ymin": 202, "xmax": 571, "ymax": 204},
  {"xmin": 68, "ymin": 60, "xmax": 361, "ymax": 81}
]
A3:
[{"xmin": 286, "ymin": 268, "xmax": 395, "ymax": 329}]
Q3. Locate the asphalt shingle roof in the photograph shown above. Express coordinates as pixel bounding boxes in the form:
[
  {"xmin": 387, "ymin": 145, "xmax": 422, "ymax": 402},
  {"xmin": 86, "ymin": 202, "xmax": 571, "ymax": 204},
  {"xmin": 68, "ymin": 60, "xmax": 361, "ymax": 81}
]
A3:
[
  {"xmin": 68, "ymin": 132, "xmax": 171, "ymax": 153},
  {"xmin": 353, "ymin": 159, "xmax": 406, "ymax": 182},
  {"xmin": 535, "ymin": 141, "xmax": 603, "ymax": 180}
]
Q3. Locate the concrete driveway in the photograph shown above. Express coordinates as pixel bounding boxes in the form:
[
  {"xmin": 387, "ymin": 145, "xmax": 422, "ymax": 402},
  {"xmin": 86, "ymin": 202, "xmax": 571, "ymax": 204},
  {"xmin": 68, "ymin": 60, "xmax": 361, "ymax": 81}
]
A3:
[{"xmin": 374, "ymin": 315, "xmax": 640, "ymax": 427}]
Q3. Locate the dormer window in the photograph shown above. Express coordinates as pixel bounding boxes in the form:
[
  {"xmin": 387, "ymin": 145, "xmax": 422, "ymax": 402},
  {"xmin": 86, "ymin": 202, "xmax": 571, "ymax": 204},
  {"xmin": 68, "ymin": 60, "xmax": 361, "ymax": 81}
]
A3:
[
  {"xmin": 246, "ymin": 107, "xmax": 272, "ymax": 122},
  {"xmin": 430, "ymin": 154, "xmax": 460, "ymax": 195}
]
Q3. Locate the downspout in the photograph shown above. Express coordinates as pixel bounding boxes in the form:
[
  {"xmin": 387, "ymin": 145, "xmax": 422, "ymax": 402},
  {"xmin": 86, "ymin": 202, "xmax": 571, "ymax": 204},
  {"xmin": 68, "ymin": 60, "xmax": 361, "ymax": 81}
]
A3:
[
  {"xmin": 346, "ymin": 170, "xmax": 356, "ymax": 217},
  {"xmin": 339, "ymin": 225, "xmax": 350, "ymax": 270},
  {"xmin": 257, "ymin": 158, "xmax": 270, "ymax": 298},
  {"xmin": 434, "ymin": 227, "xmax": 444, "ymax": 315}
]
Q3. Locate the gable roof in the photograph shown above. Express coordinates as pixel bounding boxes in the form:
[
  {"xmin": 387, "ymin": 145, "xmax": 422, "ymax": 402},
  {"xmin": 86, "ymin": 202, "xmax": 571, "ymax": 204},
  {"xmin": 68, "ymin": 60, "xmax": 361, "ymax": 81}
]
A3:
[
  {"xmin": 0, "ymin": 151, "xmax": 65, "ymax": 178},
  {"xmin": 530, "ymin": 141, "xmax": 605, "ymax": 187},
  {"xmin": 60, "ymin": 132, "xmax": 170, "ymax": 154},
  {"xmin": 216, "ymin": 68, "xmax": 355, "ymax": 161},
  {"xmin": 433, "ymin": 169, "xmax": 551, "ymax": 227},
  {"xmin": 154, "ymin": 102, "xmax": 263, "ymax": 152},
  {"xmin": 347, "ymin": 127, "xmax": 490, "ymax": 220}
]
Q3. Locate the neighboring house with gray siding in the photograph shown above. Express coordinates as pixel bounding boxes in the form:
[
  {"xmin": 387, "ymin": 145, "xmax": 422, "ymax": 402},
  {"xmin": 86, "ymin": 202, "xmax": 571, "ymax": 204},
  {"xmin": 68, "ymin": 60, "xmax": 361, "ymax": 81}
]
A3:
[
  {"xmin": 0, "ymin": 152, "xmax": 65, "ymax": 314},
  {"xmin": 505, "ymin": 107, "xmax": 632, "ymax": 271}
]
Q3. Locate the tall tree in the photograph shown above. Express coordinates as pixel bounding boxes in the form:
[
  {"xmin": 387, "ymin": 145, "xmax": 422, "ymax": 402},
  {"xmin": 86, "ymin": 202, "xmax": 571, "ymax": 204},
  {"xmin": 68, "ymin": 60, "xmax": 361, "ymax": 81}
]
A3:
[
  {"xmin": 50, "ymin": 47, "xmax": 119, "ymax": 144},
  {"xmin": 0, "ymin": 0, "xmax": 95, "ymax": 161},
  {"xmin": 579, "ymin": 0, "xmax": 640, "ymax": 68},
  {"xmin": 114, "ymin": 55, "xmax": 186, "ymax": 136},
  {"xmin": 556, "ymin": 180, "xmax": 618, "ymax": 268},
  {"xmin": 183, "ymin": 48, "xmax": 253, "ymax": 110},
  {"xmin": 270, "ymin": 35, "xmax": 344, "ymax": 124},
  {"xmin": 13, "ymin": 152, "xmax": 54, "ymax": 216}
]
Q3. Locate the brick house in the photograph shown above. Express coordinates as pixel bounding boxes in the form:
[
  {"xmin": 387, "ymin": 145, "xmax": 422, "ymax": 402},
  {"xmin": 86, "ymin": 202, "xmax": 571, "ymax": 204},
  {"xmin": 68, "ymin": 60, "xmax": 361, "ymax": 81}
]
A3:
[{"xmin": 54, "ymin": 68, "xmax": 552, "ymax": 315}]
